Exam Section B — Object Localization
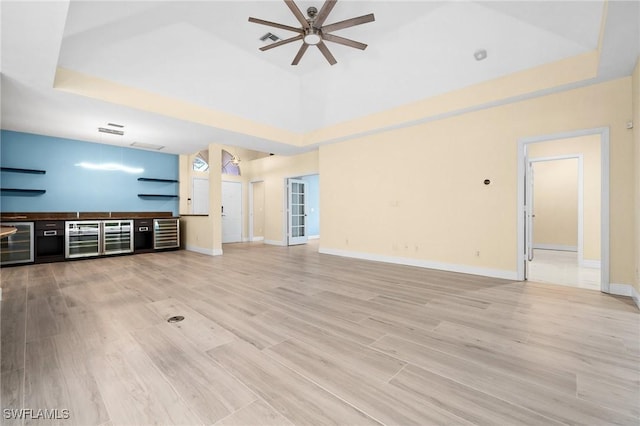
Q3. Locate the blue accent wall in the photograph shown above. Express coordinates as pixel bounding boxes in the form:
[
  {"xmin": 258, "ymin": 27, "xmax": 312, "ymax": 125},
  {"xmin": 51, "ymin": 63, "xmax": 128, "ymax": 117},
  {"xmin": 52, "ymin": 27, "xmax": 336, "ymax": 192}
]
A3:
[
  {"xmin": 0, "ymin": 130, "xmax": 179, "ymax": 215},
  {"xmin": 300, "ymin": 174, "xmax": 319, "ymax": 236}
]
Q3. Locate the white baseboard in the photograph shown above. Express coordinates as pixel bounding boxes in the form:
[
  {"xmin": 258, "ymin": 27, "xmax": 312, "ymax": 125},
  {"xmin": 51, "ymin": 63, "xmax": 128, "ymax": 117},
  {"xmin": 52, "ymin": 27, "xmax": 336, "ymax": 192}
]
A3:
[
  {"xmin": 580, "ymin": 259, "xmax": 601, "ymax": 268},
  {"xmin": 186, "ymin": 245, "xmax": 223, "ymax": 256},
  {"xmin": 609, "ymin": 283, "xmax": 640, "ymax": 309},
  {"xmin": 251, "ymin": 236, "xmax": 264, "ymax": 242},
  {"xmin": 308, "ymin": 235, "xmax": 320, "ymax": 240},
  {"xmin": 242, "ymin": 237, "xmax": 250, "ymax": 242},
  {"xmin": 318, "ymin": 247, "xmax": 518, "ymax": 281},
  {"xmin": 533, "ymin": 244, "xmax": 577, "ymax": 252},
  {"xmin": 609, "ymin": 283, "xmax": 633, "ymax": 297},
  {"xmin": 264, "ymin": 239, "xmax": 286, "ymax": 247},
  {"xmin": 632, "ymin": 286, "xmax": 640, "ymax": 310}
]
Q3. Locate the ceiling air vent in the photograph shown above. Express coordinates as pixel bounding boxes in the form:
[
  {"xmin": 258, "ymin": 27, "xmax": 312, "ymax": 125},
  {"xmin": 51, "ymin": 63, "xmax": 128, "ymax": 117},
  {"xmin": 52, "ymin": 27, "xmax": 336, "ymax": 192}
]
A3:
[
  {"xmin": 131, "ymin": 141, "xmax": 165, "ymax": 151},
  {"xmin": 98, "ymin": 127, "xmax": 124, "ymax": 136},
  {"xmin": 260, "ymin": 32, "xmax": 280, "ymax": 42}
]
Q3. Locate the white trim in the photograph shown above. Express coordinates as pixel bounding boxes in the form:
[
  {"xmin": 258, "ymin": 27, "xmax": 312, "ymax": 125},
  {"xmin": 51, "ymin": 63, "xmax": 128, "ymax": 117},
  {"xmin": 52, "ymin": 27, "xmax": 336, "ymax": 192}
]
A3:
[
  {"xmin": 308, "ymin": 235, "xmax": 320, "ymax": 240},
  {"xmin": 186, "ymin": 245, "xmax": 223, "ymax": 256},
  {"xmin": 517, "ymin": 127, "xmax": 610, "ymax": 293},
  {"xmin": 242, "ymin": 237, "xmax": 250, "ymax": 242},
  {"xmin": 581, "ymin": 259, "xmax": 601, "ymax": 269},
  {"xmin": 264, "ymin": 239, "xmax": 286, "ymax": 246},
  {"xmin": 632, "ymin": 286, "xmax": 640, "ymax": 310},
  {"xmin": 0, "ymin": 287, "xmax": 2, "ymax": 301},
  {"xmin": 609, "ymin": 283, "xmax": 633, "ymax": 297},
  {"xmin": 533, "ymin": 244, "xmax": 577, "ymax": 252},
  {"xmin": 251, "ymin": 236, "xmax": 264, "ymax": 242},
  {"xmin": 319, "ymin": 248, "xmax": 518, "ymax": 281}
]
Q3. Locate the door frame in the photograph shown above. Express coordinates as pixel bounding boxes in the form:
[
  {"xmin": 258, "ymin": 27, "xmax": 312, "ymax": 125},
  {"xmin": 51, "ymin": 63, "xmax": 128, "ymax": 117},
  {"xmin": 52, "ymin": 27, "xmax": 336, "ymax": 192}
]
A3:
[
  {"xmin": 286, "ymin": 178, "xmax": 308, "ymax": 245},
  {"xmin": 528, "ymin": 154, "xmax": 585, "ymax": 264},
  {"xmin": 281, "ymin": 174, "xmax": 318, "ymax": 245},
  {"xmin": 517, "ymin": 127, "xmax": 609, "ymax": 292},
  {"xmin": 249, "ymin": 179, "xmax": 264, "ymax": 242}
]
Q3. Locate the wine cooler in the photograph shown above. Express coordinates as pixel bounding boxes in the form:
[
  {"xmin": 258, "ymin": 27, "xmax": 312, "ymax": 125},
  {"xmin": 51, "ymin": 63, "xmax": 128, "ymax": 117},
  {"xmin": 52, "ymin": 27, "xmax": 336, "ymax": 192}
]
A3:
[
  {"xmin": 103, "ymin": 220, "xmax": 133, "ymax": 255},
  {"xmin": 0, "ymin": 222, "xmax": 34, "ymax": 266},
  {"xmin": 153, "ymin": 218, "xmax": 179, "ymax": 249},
  {"xmin": 66, "ymin": 220, "xmax": 133, "ymax": 259}
]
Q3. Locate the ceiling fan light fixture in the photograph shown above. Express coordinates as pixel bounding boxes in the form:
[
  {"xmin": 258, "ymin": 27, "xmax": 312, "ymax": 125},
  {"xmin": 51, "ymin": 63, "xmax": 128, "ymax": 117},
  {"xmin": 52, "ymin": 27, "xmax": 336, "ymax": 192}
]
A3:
[{"xmin": 303, "ymin": 28, "xmax": 321, "ymax": 45}]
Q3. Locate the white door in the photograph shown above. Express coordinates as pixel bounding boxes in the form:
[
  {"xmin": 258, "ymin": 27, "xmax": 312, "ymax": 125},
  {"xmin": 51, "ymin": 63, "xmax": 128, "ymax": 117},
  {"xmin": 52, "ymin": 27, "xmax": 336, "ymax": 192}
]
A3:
[
  {"xmin": 525, "ymin": 160, "xmax": 535, "ymax": 278},
  {"xmin": 222, "ymin": 181, "xmax": 242, "ymax": 243},
  {"xmin": 192, "ymin": 178, "xmax": 209, "ymax": 214},
  {"xmin": 288, "ymin": 179, "xmax": 308, "ymax": 245}
]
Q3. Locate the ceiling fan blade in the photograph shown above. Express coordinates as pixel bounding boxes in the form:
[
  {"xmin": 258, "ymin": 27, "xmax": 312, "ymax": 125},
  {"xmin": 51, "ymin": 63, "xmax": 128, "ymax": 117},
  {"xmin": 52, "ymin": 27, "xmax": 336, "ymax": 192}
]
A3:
[
  {"xmin": 314, "ymin": 0, "xmax": 337, "ymax": 27},
  {"xmin": 248, "ymin": 17, "xmax": 302, "ymax": 33},
  {"xmin": 321, "ymin": 13, "xmax": 375, "ymax": 33},
  {"xmin": 260, "ymin": 34, "xmax": 304, "ymax": 51},
  {"xmin": 292, "ymin": 43, "xmax": 310, "ymax": 65},
  {"xmin": 321, "ymin": 33, "xmax": 367, "ymax": 50},
  {"xmin": 317, "ymin": 41, "xmax": 337, "ymax": 65},
  {"xmin": 284, "ymin": 0, "xmax": 310, "ymax": 29}
]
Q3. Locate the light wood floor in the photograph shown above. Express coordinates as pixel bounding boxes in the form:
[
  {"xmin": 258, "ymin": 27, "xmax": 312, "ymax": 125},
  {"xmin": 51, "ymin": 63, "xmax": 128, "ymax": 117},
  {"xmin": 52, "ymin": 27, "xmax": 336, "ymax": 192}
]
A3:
[
  {"xmin": 529, "ymin": 249, "xmax": 601, "ymax": 291},
  {"xmin": 1, "ymin": 242, "xmax": 638, "ymax": 425}
]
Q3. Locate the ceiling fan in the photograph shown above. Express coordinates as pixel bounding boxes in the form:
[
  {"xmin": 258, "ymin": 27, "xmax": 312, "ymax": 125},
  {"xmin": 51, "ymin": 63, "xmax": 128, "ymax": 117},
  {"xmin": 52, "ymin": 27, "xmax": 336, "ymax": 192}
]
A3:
[{"xmin": 249, "ymin": 0, "xmax": 375, "ymax": 66}]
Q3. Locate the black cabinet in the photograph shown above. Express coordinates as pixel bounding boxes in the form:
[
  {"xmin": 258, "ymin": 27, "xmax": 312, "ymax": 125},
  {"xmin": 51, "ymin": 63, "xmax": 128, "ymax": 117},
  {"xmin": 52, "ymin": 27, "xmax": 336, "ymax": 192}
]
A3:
[{"xmin": 35, "ymin": 220, "xmax": 65, "ymax": 263}]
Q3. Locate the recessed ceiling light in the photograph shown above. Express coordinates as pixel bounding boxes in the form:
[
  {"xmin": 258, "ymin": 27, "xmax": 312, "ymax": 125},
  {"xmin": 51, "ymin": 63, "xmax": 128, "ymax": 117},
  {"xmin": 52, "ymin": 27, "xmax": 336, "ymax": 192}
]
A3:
[
  {"xmin": 474, "ymin": 49, "xmax": 488, "ymax": 61},
  {"xmin": 130, "ymin": 141, "xmax": 165, "ymax": 150},
  {"xmin": 98, "ymin": 127, "xmax": 124, "ymax": 136}
]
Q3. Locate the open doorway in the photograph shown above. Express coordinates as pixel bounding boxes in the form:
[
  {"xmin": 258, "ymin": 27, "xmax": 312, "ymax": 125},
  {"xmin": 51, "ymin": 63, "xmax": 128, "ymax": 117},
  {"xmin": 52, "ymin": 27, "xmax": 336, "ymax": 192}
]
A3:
[
  {"xmin": 286, "ymin": 174, "xmax": 320, "ymax": 246},
  {"xmin": 526, "ymin": 154, "xmax": 600, "ymax": 290},
  {"xmin": 518, "ymin": 128, "xmax": 609, "ymax": 292}
]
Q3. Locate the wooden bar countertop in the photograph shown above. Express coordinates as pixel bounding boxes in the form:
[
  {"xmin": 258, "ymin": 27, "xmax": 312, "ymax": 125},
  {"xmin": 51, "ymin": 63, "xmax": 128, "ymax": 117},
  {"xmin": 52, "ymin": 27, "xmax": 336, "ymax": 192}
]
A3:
[
  {"xmin": 0, "ymin": 226, "xmax": 18, "ymax": 238},
  {"xmin": 0, "ymin": 212, "xmax": 178, "ymax": 222}
]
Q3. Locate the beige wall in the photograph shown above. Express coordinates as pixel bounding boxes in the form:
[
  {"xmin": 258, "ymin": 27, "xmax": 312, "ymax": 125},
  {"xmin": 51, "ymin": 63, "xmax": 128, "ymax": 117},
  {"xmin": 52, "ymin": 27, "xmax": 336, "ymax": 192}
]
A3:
[
  {"xmin": 531, "ymin": 159, "xmax": 579, "ymax": 249},
  {"xmin": 319, "ymin": 77, "xmax": 634, "ymax": 284},
  {"xmin": 243, "ymin": 151, "xmax": 319, "ymax": 244},
  {"xmin": 527, "ymin": 135, "xmax": 602, "ymax": 261},
  {"xmin": 633, "ymin": 58, "xmax": 640, "ymax": 294},
  {"xmin": 179, "ymin": 145, "xmax": 223, "ymax": 255},
  {"xmin": 252, "ymin": 181, "xmax": 265, "ymax": 239},
  {"xmin": 180, "ymin": 149, "xmax": 319, "ymax": 249}
]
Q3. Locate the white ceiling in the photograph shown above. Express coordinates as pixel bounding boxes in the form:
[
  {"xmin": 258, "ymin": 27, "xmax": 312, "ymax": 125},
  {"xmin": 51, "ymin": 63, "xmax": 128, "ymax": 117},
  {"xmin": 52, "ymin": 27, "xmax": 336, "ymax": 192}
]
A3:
[{"xmin": 1, "ymin": 1, "xmax": 639, "ymax": 155}]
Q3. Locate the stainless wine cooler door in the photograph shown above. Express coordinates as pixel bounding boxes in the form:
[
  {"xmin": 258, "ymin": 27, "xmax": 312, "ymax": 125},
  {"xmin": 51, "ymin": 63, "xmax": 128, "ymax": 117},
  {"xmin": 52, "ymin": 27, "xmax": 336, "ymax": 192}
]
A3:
[
  {"xmin": 153, "ymin": 219, "xmax": 179, "ymax": 249},
  {"xmin": 66, "ymin": 221, "xmax": 101, "ymax": 258},
  {"xmin": 102, "ymin": 220, "xmax": 133, "ymax": 255},
  {"xmin": 0, "ymin": 222, "xmax": 34, "ymax": 265}
]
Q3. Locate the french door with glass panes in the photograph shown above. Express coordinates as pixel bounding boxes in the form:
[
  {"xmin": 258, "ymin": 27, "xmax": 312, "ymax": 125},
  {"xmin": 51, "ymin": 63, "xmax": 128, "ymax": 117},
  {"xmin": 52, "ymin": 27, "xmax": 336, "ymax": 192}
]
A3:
[{"xmin": 288, "ymin": 179, "xmax": 308, "ymax": 245}]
